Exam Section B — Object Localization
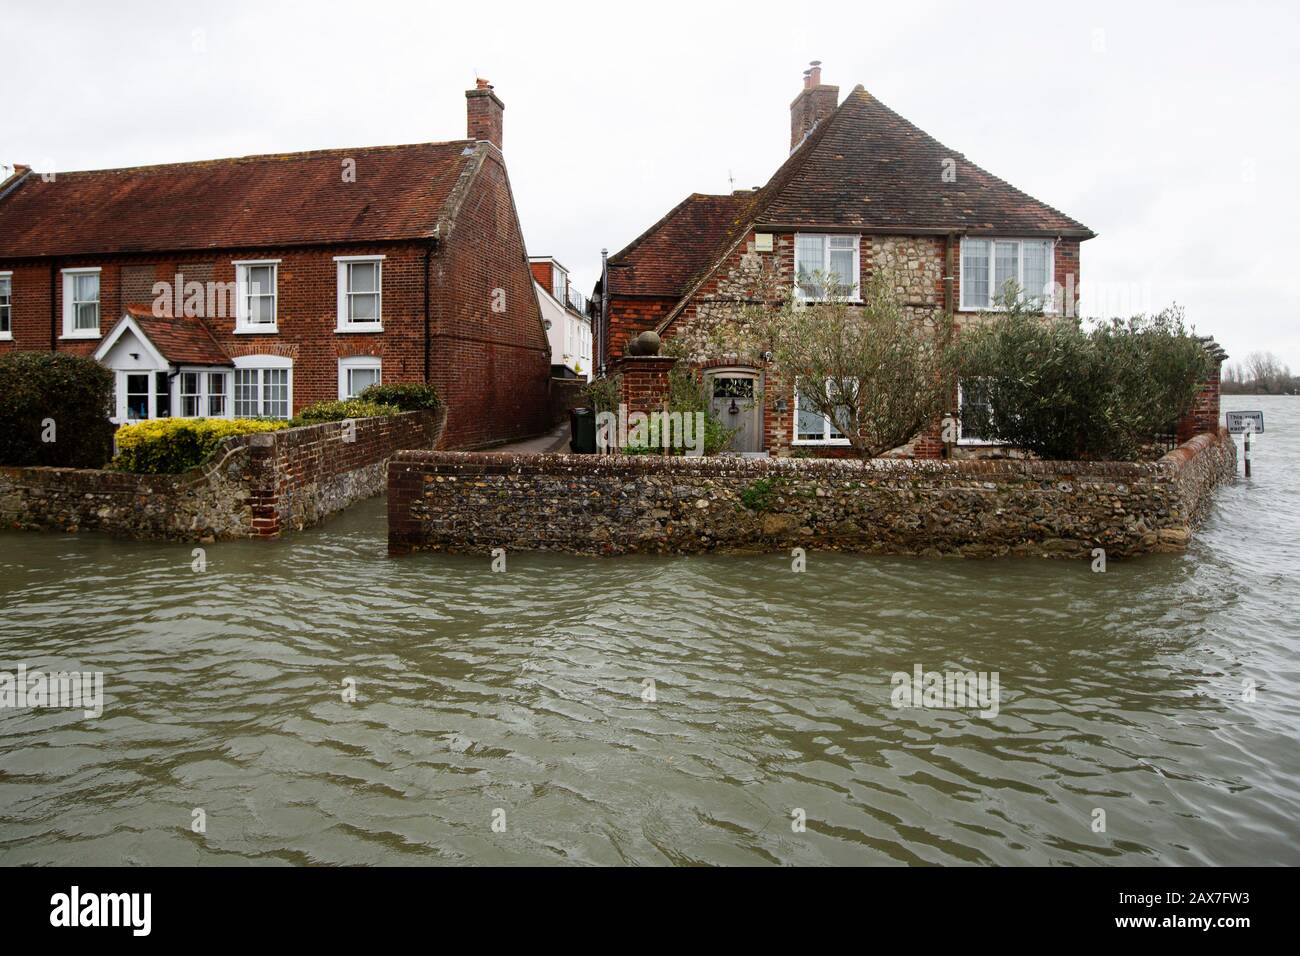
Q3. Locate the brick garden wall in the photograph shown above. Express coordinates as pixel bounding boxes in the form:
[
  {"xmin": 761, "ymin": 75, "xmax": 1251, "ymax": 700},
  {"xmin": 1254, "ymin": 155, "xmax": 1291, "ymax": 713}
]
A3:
[
  {"xmin": 388, "ymin": 428, "xmax": 1235, "ymax": 559},
  {"xmin": 0, "ymin": 408, "xmax": 444, "ymax": 541}
]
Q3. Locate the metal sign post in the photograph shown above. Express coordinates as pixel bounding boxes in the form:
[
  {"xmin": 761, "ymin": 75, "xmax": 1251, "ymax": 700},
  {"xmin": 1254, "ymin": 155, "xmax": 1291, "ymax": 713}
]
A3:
[{"xmin": 1226, "ymin": 411, "xmax": 1265, "ymax": 477}]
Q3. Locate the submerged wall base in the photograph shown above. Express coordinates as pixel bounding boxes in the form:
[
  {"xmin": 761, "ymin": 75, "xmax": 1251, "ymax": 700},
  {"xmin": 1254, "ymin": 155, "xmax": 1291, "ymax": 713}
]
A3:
[
  {"xmin": 388, "ymin": 428, "xmax": 1236, "ymax": 559},
  {"xmin": 1, "ymin": 408, "xmax": 445, "ymax": 541}
]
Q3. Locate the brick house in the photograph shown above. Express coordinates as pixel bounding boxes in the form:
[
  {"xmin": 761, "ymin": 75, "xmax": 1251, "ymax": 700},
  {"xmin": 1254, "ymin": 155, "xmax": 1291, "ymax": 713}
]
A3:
[
  {"xmin": 0, "ymin": 80, "xmax": 551, "ymax": 449},
  {"xmin": 595, "ymin": 64, "xmax": 1096, "ymax": 457}
]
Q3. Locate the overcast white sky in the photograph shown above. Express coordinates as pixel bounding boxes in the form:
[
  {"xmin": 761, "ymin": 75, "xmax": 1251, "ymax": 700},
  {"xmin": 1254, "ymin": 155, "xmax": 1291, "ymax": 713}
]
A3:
[{"xmin": 4, "ymin": 0, "xmax": 1298, "ymax": 369}]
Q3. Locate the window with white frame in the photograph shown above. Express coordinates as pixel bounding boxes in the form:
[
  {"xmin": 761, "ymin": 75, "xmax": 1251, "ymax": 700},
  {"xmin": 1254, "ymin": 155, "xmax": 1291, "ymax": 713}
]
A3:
[
  {"xmin": 0, "ymin": 273, "xmax": 10, "ymax": 337},
  {"xmin": 957, "ymin": 380, "xmax": 999, "ymax": 444},
  {"xmin": 338, "ymin": 356, "xmax": 381, "ymax": 400},
  {"xmin": 335, "ymin": 256, "xmax": 383, "ymax": 330},
  {"xmin": 178, "ymin": 370, "xmax": 230, "ymax": 418},
  {"xmin": 959, "ymin": 238, "xmax": 1054, "ymax": 311},
  {"xmin": 795, "ymin": 234, "xmax": 860, "ymax": 301},
  {"xmin": 234, "ymin": 261, "xmax": 279, "ymax": 331},
  {"xmin": 793, "ymin": 380, "xmax": 852, "ymax": 444},
  {"xmin": 61, "ymin": 268, "xmax": 101, "ymax": 337},
  {"xmin": 233, "ymin": 357, "xmax": 292, "ymax": 418},
  {"xmin": 552, "ymin": 266, "xmax": 567, "ymax": 304}
]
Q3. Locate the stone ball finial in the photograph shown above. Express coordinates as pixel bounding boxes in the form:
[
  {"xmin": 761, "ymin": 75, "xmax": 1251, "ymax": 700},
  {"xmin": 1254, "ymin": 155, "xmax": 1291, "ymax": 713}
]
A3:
[{"xmin": 635, "ymin": 331, "xmax": 661, "ymax": 356}]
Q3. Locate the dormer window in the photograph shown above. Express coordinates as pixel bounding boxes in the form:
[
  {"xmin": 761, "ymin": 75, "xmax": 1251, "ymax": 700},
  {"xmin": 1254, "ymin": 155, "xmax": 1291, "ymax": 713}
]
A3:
[{"xmin": 794, "ymin": 234, "xmax": 860, "ymax": 301}]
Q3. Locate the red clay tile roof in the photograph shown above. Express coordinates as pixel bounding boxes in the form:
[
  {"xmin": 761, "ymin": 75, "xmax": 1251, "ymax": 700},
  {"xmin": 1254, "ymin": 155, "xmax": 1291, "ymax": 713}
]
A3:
[
  {"xmin": 119, "ymin": 304, "xmax": 232, "ymax": 366},
  {"xmin": 0, "ymin": 142, "xmax": 479, "ymax": 259},
  {"xmin": 757, "ymin": 87, "xmax": 1093, "ymax": 236},
  {"xmin": 607, "ymin": 192, "xmax": 754, "ymax": 297}
]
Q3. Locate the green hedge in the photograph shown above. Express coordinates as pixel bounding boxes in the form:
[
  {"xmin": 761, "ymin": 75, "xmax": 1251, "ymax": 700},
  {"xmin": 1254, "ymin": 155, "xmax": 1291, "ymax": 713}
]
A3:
[
  {"xmin": 290, "ymin": 399, "xmax": 401, "ymax": 426},
  {"xmin": 111, "ymin": 418, "xmax": 288, "ymax": 474},
  {"xmin": 958, "ymin": 301, "xmax": 1210, "ymax": 460},
  {"xmin": 357, "ymin": 382, "xmax": 441, "ymax": 411},
  {"xmin": 0, "ymin": 352, "xmax": 116, "ymax": 468}
]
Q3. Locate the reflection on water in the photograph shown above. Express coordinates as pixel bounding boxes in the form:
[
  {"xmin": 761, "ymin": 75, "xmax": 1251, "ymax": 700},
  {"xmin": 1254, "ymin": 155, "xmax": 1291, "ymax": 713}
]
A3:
[{"xmin": 1, "ymin": 396, "xmax": 1298, "ymax": 865}]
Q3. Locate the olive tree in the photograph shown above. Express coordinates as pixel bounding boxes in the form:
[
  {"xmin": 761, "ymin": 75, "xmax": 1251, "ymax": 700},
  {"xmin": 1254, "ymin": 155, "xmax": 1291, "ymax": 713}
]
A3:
[
  {"xmin": 958, "ymin": 294, "xmax": 1210, "ymax": 460},
  {"xmin": 709, "ymin": 267, "xmax": 957, "ymax": 460}
]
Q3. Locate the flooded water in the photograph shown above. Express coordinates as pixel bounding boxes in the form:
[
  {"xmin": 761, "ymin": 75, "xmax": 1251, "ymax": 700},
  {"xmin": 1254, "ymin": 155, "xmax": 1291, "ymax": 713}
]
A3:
[{"xmin": 1, "ymin": 396, "xmax": 1297, "ymax": 866}]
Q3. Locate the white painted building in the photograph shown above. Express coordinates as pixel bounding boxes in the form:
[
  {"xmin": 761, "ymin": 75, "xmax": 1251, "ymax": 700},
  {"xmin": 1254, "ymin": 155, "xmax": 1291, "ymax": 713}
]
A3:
[{"xmin": 530, "ymin": 256, "xmax": 592, "ymax": 381}]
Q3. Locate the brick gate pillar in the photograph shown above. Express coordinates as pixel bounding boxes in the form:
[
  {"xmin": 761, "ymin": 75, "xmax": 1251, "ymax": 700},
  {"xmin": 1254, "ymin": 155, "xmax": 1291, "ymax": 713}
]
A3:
[
  {"xmin": 1176, "ymin": 338, "xmax": 1227, "ymax": 444},
  {"xmin": 615, "ymin": 355, "xmax": 678, "ymax": 416}
]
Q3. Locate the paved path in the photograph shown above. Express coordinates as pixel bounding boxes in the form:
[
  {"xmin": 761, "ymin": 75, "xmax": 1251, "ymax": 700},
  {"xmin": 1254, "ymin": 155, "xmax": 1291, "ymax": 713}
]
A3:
[{"xmin": 483, "ymin": 423, "xmax": 569, "ymax": 456}]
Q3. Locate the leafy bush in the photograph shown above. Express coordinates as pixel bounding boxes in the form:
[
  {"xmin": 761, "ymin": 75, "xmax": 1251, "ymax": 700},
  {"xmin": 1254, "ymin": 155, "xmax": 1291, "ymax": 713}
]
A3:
[
  {"xmin": 666, "ymin": 365, "xmax": 738, "ymax": 456},
  {"xmin": 112, "ymin": 418, "xmax": 288, "ymax": 474},
  {"xmin": 958, "ymin": 299, "xmax": 1210, "ymax": 460},
  {"xmin": 291, "ymin": 399, "xmax": 400, "ymax": 426},
  {"xmin": 740, "ymin": 476, "xmax": 782, "ymax": 512},
  {"xmin": 704, "ymin": 266, "xmax": 958, "ymax": 459},
  {"xmin": 0, "ymin": 352, "xmax": 116, "ymax": 468},
  {"xmin": 357, "ymin": 382, "xmax": 441, "ymax": 411},
  {"xmin": 582, "ymin": 375, "xmax": 620, "ymax": 415}
]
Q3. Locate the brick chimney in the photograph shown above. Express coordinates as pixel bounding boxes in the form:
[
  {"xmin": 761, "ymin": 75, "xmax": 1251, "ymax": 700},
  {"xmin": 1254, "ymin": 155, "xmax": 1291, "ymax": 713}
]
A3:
[
  {"xmin": 466, "ymin": 78, "xmax": 504, "ymax": 150},
  {"xmin": 789, "ymin": 60, "xmax": 839, "ymax": 150}
]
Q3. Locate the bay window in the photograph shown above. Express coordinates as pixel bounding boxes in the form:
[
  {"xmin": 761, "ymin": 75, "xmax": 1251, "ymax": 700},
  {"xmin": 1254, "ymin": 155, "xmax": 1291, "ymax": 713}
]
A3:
[
  {"xmin": 179, "ymin": 370, "xmax": 230, "ymax": 418},
  {"xmin": 795, "ymin": 234, "xmax": 860, "ymax": 301},
  {"xmin": 960, "ymin": 238, "xmax": 1054, "ymax": 311}
]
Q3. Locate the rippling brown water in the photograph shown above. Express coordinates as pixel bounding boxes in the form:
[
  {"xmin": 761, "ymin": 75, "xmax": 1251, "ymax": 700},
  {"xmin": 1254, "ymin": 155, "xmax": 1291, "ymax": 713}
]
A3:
[{"xmin": 1, "ymin": 395, "xmax": 1298, "ymax": 865}]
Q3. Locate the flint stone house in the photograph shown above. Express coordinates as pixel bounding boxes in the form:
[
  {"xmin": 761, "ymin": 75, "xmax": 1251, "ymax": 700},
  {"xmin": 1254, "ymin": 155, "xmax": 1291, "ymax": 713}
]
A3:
[
  {"xmin": 595, "ymin": 64, "xmax": 1095, "ymax": 457},
  {"xmin": 0, "ymin": 80, "xmax": 551, "ymax": 449}
]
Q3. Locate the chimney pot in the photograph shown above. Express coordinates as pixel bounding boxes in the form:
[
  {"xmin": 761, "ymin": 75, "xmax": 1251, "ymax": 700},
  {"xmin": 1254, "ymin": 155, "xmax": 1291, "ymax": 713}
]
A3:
[
  {"xmin": 790, "ymin": 61, "xmax": 838, "ymax": 151},
  {"xmin": 466, "ymin": 80, "xmax": 505, "ymax": 150}
]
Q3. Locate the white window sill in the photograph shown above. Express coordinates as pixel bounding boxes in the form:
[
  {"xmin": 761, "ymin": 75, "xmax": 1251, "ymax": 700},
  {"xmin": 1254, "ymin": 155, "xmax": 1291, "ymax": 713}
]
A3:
[
  {"xmin": 957, "ymin": 306, "xmax": 1058, "ymax": 315},
  {"xmin": 234, "ymin": 326, "xmax": 279, "ymax": 335},
  {"xmin": 336, "ymin": 323, "xmax": 383, "ymax": 334},
  {"xmin": 60, "ymin": 331, "xmax": 100, "ymax": 340},
  {"xmin": 792, "ymin": 438, "xmax": 851, "ymax": 446},
  {"xmin": 0, "ymin": 332, "xmax": 12, "ymax": 341},
  {"xmin": 795, "ymin": 298, "xmax": 863, "ymax": 308}
]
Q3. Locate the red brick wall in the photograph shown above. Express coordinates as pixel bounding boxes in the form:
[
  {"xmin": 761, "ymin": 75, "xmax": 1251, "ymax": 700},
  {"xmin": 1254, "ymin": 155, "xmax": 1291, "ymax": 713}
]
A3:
[
  {"xmin": 603, "ymin": 295, "xmax": 677, "ymax": 366},
  {"xmin": 616, "ymin": 356, "xmax": 676, "ymax": 415},
  {"xmin": 0, "ymin": 244, "xmax": 427, "ymax": 409},
  {"xmin": 0, "ymin": 155, "xmax": 549, "ymax": 449},
  {"xmin": 1177, "ymin": 360, "xmax": 1223, "ymax": 444},
  {"xmin": 529, "ymin": 260, "xmax": 552, "ymax": 289},
  {"xmin": 431, "ymin": 149, "xmax": 551, "ymax": 448}
]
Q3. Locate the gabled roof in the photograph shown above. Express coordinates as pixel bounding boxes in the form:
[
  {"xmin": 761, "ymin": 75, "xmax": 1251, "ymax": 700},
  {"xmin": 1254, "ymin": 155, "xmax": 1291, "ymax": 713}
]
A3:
[
  {"xmin": 606, "ymin": 83, "xmax": 1093, "ymax": 308},
  {"xmin": 95, "ymin": 306, "xmax": 233, "ymax": 367},
  {"xmin": 757, "ymin": 87, "xmax": 1093, "ymax": 236},
  {"xmin": 0, "ymin": 142, "xmax": 482, "ymax": 259},
  {"xmin": 606, "ymin": 192, "xmax": 754, "ymax": 297}
]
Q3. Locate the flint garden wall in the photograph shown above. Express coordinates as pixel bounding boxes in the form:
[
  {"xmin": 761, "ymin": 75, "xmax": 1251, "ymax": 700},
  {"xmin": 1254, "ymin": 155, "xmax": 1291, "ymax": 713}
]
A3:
[
  {"xmin": 1, "ymin": 408, "xmax": 445, "ymax": 541},
  {"xmin": 388, "ymin": 427, "xmax": 1235, "ymax": 559}
]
